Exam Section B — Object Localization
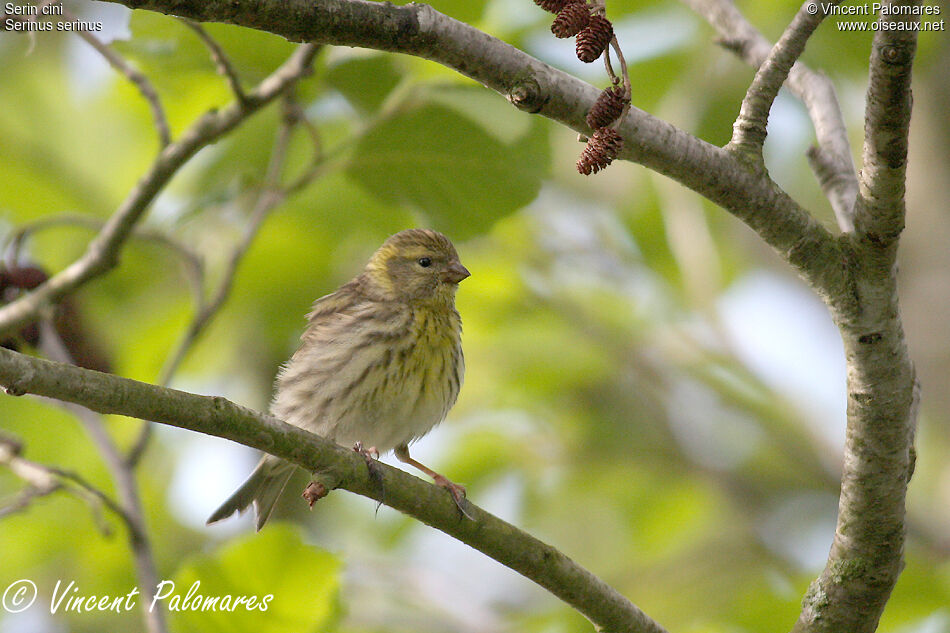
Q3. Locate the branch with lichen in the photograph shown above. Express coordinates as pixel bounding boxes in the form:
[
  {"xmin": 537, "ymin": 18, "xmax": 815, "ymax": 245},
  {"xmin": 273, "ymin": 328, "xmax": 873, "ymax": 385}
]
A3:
[{"xmin": 793, "ymin": 2, "xmax": 921, "ymax": 630}]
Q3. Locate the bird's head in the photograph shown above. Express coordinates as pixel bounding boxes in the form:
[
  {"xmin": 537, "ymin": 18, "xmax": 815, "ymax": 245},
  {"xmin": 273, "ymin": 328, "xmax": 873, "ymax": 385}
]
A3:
[{"xmin": 364, "ymin": 229, "xmax": 470, "ymax": 304}]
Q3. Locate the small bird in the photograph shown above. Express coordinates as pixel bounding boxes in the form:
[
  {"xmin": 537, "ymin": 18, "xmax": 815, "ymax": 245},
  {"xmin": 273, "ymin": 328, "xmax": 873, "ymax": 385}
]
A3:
[{"xmin": 207, "ymin": 229, "xmax": 470, "ymax": 530}]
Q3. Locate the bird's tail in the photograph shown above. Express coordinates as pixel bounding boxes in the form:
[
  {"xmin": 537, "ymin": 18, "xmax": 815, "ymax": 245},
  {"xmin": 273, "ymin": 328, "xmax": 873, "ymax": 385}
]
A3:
[{"xmin": 206, "ymin": 455, "xmax": 296, "ymax": 531}]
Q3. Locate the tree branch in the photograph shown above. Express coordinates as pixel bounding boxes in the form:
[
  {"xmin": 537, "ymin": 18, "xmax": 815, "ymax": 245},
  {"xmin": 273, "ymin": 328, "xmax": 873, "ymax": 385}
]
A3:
[
  {"xmin": 0, "ymin": 345, "xmax": 668, "ymax": 633},
  {"xmin": 729, "ymin": 1, "xmax": 839, "ymax": 158},
  {"xmin": 180, "ymin": 18, "xmax": 247, "ymax": 103},
  {"xmin": 682, "ymin": 0, "xmax": 858, "ymax": 231},
  {"xmin": 0, "ymin": 43, "xmax": 318, "ymax": 339}
]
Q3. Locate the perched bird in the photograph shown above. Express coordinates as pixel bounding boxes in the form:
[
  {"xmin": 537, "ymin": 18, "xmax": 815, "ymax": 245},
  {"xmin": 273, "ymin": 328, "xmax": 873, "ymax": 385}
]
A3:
[{"xmin": 207, "ymin": 229, "xmax": 470, "ymax": 530}]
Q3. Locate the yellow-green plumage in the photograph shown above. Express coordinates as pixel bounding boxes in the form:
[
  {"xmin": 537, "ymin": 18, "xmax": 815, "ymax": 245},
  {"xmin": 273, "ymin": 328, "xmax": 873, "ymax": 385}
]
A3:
[{"xmin": 207, "ymin": 229, "xmax": 468, "ymax": 530}]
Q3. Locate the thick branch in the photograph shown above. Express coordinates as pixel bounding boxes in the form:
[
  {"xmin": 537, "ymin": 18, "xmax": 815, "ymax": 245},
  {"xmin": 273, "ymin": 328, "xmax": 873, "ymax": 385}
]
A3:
[
  {"xmin": 793, "ymin": 3, "xmax": 921, "ymax": 632},
  {"xmin": 0, "ymin": 346, "xmax": 668, "ymax": 633},
  {"xmin": 0, "ymin": 43, "xmax": 318, "ymax": 339},
  {"xmin": 729, "ymin": 1, "xmax": 838, "ymax": 157},
  {"xmin": 851, "ymin": 3, "xmax": 918, "ymax": 247}
]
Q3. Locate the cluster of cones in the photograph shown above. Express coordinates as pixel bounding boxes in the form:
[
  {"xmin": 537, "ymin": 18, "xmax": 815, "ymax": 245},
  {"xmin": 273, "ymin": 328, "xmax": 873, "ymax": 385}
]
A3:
[
  {"xmin": 578, "ymin": 86, "xmax": 627, "ymax": 174},
  {"xmin": 535, "ymin": 0, "xmax": 629, "ymax": 174},
  {"xmin": 538, "ymin": 0, "xmax": 615, "ymax": 63}
]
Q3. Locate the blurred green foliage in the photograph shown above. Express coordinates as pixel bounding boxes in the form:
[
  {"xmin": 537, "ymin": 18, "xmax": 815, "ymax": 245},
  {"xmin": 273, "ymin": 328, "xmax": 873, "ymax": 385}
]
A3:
[
  {"xmin": 170, "ymin": 525, "xmax": 341, "ymax": 632},
  {"xmin": 2, "ymin": 1, "xmax": 949, "ymax": 633}
]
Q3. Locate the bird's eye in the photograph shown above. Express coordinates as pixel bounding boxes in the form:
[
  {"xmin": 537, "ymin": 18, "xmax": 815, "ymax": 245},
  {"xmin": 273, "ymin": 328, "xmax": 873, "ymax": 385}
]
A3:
[{"xmin": 417, "ymin": 257, "xmax": 432, "ymax": 268}]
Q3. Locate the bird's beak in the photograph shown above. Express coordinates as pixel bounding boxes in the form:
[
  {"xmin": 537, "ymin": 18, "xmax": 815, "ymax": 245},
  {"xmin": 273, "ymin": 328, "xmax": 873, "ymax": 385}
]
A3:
[{"xmin": 442, "ymin": 261, "xmax": 471, "ymax": 284}]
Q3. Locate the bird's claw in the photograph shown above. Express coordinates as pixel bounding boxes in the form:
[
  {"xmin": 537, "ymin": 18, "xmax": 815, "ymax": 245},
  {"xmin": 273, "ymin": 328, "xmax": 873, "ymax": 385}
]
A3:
[
  {"xmin": 352, "ymin": 441, "xmax": 380, "ymax": 461},
  {"xmin": 353, "ymin": 442, "xmax": 384, "ymax": 488},
  {"xmin": 434, "ymin": 475, "xmax": 473, "ymax": 520}
]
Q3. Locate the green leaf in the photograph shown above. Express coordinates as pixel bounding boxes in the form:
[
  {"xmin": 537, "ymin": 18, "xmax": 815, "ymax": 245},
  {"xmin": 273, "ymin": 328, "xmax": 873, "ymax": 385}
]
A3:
[
  {"xmin": 168, "ymin": 525, "xmax": 340, "ymax": 633},
  {"xmin": 326, "ymin": 54, "xmax": 404, "ymax": 113},
  {"xmin": 420, "ymin": 84, "xmax": 535, "ymax": 142},
  {"xmin": 346, "ymin": 103, "xmax": 549, "ymax": 239}
]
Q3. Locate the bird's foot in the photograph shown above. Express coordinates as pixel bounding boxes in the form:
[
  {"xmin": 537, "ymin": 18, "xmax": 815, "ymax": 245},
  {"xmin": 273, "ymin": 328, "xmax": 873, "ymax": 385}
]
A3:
[
  {"xmin": 352, "ymin": 441, "xmax": 380, "ymax": 461},
  {"xmin": 393, "ymin": 445, "xmax": 474, "ymax": 520},
  {"xmin": 353, "ymin": 442, "xmax": 384, "ymax": 487},
  {"xmin": 433, "ymin": 474, "xmax": 473, "ymax": 520}
]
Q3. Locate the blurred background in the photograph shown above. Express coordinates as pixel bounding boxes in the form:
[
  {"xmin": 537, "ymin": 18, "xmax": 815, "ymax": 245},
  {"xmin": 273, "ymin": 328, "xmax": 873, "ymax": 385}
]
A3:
[{"xmin": 1, "ymin": 0, "xmax": 948, "ymax": 632}]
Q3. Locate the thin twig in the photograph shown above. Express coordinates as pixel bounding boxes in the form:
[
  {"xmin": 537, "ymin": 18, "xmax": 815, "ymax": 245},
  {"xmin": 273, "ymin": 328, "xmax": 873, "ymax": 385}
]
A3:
[
  {"xmin": 602, "ymin": 43, "xmax": 618, "ymax": 83},
  {"xmin": 280, "ymin": 98, "xmax": 327, "ymax": 193},
  {"xmin": 611, "ymin": 38, "xmax": 630, "ymax": 97},
  {"xmin": 0, "ymin": 435, "xmax": 116, "ymax": 534},
  {"xmin": 60, "ymin": 7, "xmax": 172, "ymax": 147},
  {"xmin": 153, "ymin": 112, "xmax": 292, "ymax": 387},
  {"xmin": 0, "ymin": 485, "xmax": 58, "ymax": 519},
  {"xmin": 180, "ymin": 18, "xmax": 247, "ymax": 102},
  {"xmin": 285, "ymin": 98, "xmax": 324, "ymax": 159}
]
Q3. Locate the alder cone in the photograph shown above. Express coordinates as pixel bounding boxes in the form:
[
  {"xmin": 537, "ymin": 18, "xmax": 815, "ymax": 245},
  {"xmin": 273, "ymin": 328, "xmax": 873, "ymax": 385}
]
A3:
[
  {"xmin": 576, "ymin": 14, "xmax": 613, "ymax": 63},
  {"xmin": 534, "ymin": 0, "xmax": 570, "ymax": 13},
  {"xmin": 3, "ymin": 265, "xmax": 48, "ymax": 289},
  {"xmin": 0, "ymin": 265, "xmax": 47, "ymax": 352},
  {"xmin": 586, "ymin": 85, "xmax": 627, "ymax": 130},
  {"xmin": 551, "ymin": 2, "xmax": 590, "ymax": 38},
  {"xmin": 0, "ymin": 264, "xmax": 111, "ymax": 372},
  {"xmin": 576, "ymin": 127, "xmax": 623, "ymax": 175},
  {"xmin": 54, "ymin": 297, "xmax": 113, "ymax": 373}
]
